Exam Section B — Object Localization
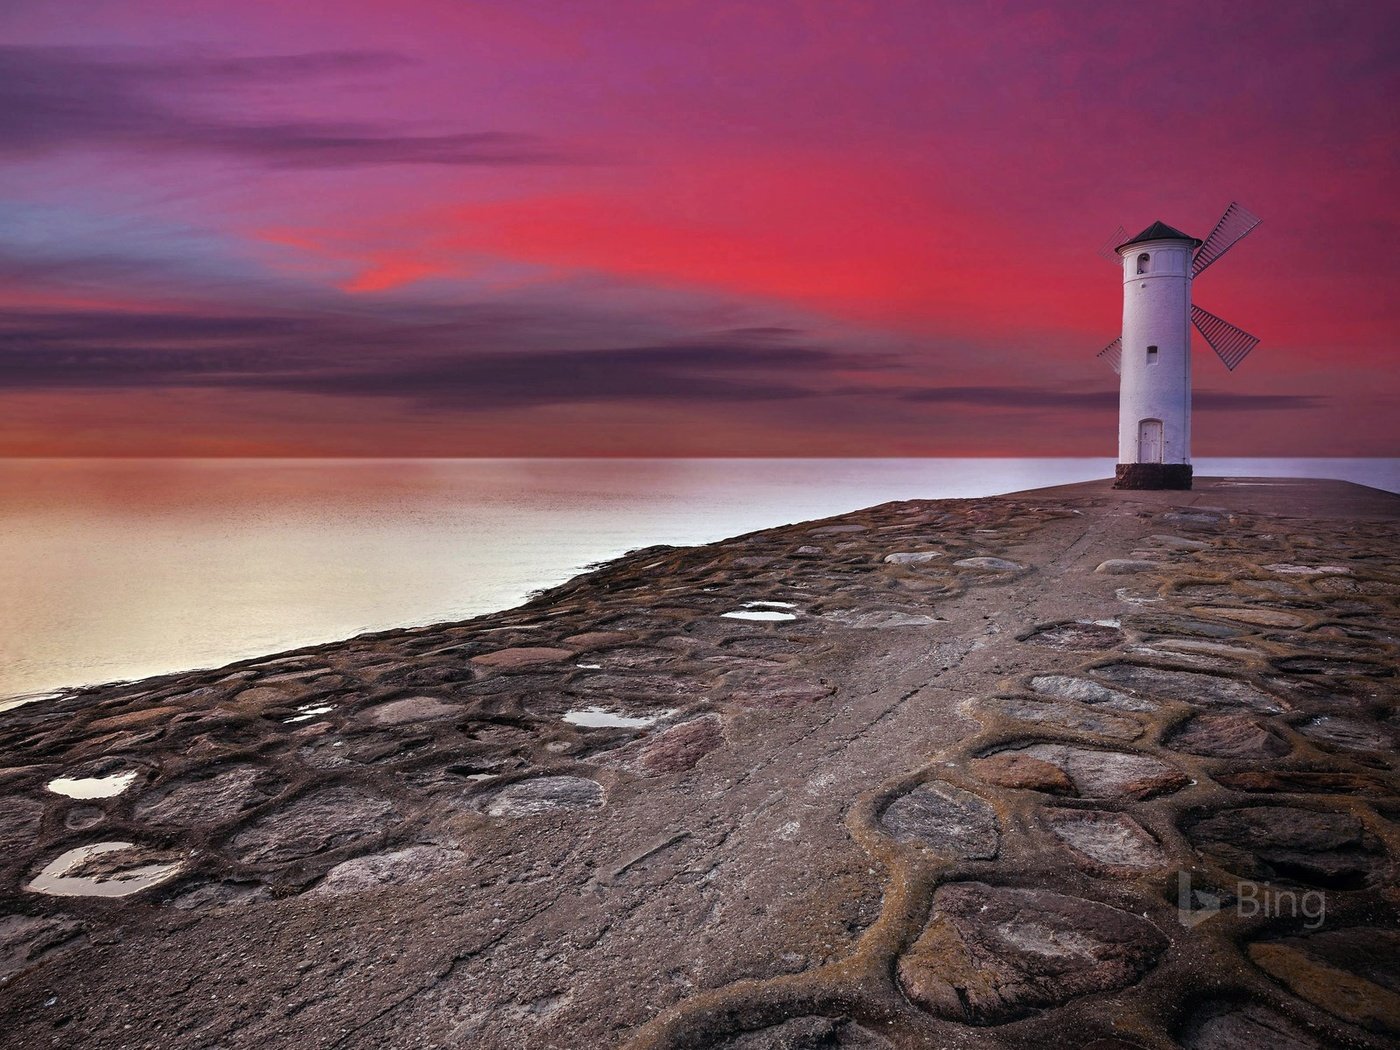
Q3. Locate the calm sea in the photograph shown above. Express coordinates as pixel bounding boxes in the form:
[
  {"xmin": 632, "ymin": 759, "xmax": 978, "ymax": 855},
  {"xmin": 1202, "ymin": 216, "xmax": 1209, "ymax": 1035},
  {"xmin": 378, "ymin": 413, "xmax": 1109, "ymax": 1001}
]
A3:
[{"xmin": 2, "ymin": 457, "xmax": 1396, "ymax": 703}]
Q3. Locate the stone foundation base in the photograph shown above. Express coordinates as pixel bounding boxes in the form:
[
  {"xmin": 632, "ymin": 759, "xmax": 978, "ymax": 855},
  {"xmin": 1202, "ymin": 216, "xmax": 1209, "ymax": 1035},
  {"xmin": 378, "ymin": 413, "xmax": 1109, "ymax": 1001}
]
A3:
[{"xmin": 1114, "ymin": 464, "xmax": 1193, "ymax": 490}]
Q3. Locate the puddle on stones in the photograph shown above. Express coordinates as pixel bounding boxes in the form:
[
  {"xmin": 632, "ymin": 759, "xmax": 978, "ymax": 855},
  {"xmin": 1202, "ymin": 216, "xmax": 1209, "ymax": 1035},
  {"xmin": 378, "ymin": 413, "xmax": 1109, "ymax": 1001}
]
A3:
[
  {"xmin": 562, "ymin": 706, "xmax": 676, "ymax": 728},
  {"xmin": 47, "ymin": 771, "xmax": 140, "ymax": 799},
  {"xmin": 722, "ymin": 602, "xmax": 799, "ymax": 622},
  {"xmin": 284, "ymin": 703, "xmax": 335, "ymax": 723},
  {"xmin": 27, "ymin": 841, "xmax": 184, "ymax": 898}
]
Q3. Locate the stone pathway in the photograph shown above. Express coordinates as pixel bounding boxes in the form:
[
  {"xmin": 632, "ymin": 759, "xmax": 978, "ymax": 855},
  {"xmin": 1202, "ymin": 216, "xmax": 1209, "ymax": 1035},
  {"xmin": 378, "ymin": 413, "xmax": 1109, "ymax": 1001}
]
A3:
[{"xmin": 0, "ymin": 479, "xmax": 1395, "ymax": 1049}]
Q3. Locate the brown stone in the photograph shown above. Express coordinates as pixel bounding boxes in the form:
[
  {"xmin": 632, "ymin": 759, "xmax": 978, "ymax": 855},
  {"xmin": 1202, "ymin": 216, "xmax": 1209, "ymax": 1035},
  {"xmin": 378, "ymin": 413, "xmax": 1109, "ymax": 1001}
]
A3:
[
  {"xmin": 971, "ymin": 753, "xmax": 1074, "ymax": 794},
  {"xmin": 469, "ymin": 646, "xmax": 575, "ymax": 669}
]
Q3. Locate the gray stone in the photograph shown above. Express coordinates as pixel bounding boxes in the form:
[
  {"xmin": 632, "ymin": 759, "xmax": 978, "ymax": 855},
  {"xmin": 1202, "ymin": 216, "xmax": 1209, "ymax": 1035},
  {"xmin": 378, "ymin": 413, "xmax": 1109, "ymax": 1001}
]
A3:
[
  {"xmin": 366, "ymin": 697, "xmax": 461, "ymax": 725},
  {"xmin": 1177, "ymin": 1000, "xmax": 1327, "ymax": 1050},
  {"xmin": 1029, "ymin": 675, "xmax": 1157, "ymax": 713},
  {"xmin": 230, "ymin": 788, "xmax": 397, "ymax": 865},
  {"xmin": 879, "ymin": 781, "xmax": 999, "ymax": 859},
  {"xmin": 0, "ymin": 913, "xmax": 85, "ymax": 981},
  {"xmin": 1184, "ymin": 806, "xmax": 1390, "ymax": 890},
  {"xmin": 715, "ymin": 1017, "xmax": 892, "ymax": 1049},
  {"xmin": 981, "ymin": 696, "xmax": 1142, "ymax": 740},
  {"xmin": 1045, "ymin": 809, "xmax": 1167, "ymax": 875},
  {"xmin": 310, "ymin": 846, "xmax": 463, "ymax": 895},
  {"xmin": 883, "ymin": 551, "xmax": 943, "ymax": 565},
  {"xmin": 1095, "ymin": 559, "xmax": 1158, "ymax": 575},
  {"xmin": 954, "ymin": 557, "xmax": 1025, "ymax": 572},
  {"xmin": 482, "ymin": 776, "xmax": 605, "ymax": 818},
  {"xmin": 135, "ymin": 766, "xmax": 276, "ymax": 828},
  {"xmin": 987, "ymin": 743, "xmax": 1186, "ymax": 799},
  {"xmin": 1165, "ymin": 713, "xmax": 1289, "ymax": 758},
  {"xmin": 1090, "ymin": 664, "xmax": 1285, "ymax": 713},
  {"xmin": 897, "ymin": 882, "xmax": 1167, "ymax": 1024}
]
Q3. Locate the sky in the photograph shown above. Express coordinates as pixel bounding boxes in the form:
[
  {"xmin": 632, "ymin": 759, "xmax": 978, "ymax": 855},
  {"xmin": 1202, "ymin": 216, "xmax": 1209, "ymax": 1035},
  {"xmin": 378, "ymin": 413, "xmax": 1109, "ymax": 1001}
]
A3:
[{"xmin": 0, "ymin": 0, "xmax": 1396, "ymax": 457}]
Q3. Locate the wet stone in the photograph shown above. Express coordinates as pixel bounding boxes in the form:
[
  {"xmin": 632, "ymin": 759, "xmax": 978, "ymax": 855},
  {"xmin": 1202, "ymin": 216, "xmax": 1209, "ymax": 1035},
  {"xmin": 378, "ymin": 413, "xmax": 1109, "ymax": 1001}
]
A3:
[
  {"xmin": 981, "ymin": 743, "xmax": 1186, "ymax": 800},
  {"xmin": 1183, "ymin": 805, "xmax": 1390, "ymax": 891},
  {"xmin": 134, "ymin": 766, "xmax": 277, "ymax": 827},
  {"xmin": 713, "ymin": 1017, "xmax": 892, "ymax": 1049},
  {"xmin": 310, "ymin": 846, "xmax": 464, "ymax": 896},
  {"xmin": 1044, "ymin": 809, "xmax": 1167, "ymax": 876},
  {"xmin": 1020, "ymin": 621, "xmax": 1124, "ymax": 651},
  {"xmin": 980, "ymin": 696, "xmax": 1142, "ymax": 740},
  {"xmin": 1176, "ymin": 1000, "xmax": 1326, "ymax": 1050},
  {"xmin": 823, "ymin": 609, "xmax": 942, "ymax": 629},
  {"xmin": 1215, "ymin": 770, "xmax": 1392, "ymax": 796},
  {"xmin": 1164, "ymin": 713, "xmax": 1289, "ymax": 758},
  {"xmin": 896, "ymin": 882, "xmax": 1167, "ymax": 1025},
  {"xmin": 1120, "ymin": 613, "xmax": 1244, "ymax": 639},
  {"xmin": 1297, "ymin": 715, "xmax": 1396, "ymax": 754},
  {"xmin": 230, "ymin": 788, "xmax": 397, "ymax": 865},
  {"xmin": 1090, "ymin": 664, "xmax": 1285, "ymax": 714},
  {"xmin": 1273, "ymin": 655, "xmax": 1393, "ymax": 678},
  {"xmin": 481, "ymin": 775, "xmax": 605, "ymax": 818},
  {"xmin": 27, "ymin": 842, "xmax": 185, "ymax": 898},
  {"xmin": 878, "ymin": 781, "xmax": 999, "ymax": 859},
  {"xmin": 1028, "ymin": 675, "xmax": 1157, "ymax": 713},
  {"xmin": 1247, "ymin": 927, "xmax": 1400, "ymax": 1037}
]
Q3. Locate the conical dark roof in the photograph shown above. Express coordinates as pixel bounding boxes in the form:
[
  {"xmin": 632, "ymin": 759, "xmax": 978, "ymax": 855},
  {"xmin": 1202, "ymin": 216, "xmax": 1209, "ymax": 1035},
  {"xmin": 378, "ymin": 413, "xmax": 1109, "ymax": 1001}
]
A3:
[{"xmin": 1115, "ymin": 220, "xmax": 1202, "ymax": 252}]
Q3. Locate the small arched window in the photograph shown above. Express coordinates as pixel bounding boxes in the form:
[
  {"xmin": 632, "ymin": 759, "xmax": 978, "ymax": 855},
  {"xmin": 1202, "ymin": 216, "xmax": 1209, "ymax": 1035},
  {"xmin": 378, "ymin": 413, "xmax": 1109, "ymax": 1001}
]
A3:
[{"xmin": 1136, "ymin": 252, "xmax": 1151, "ymax": 275}]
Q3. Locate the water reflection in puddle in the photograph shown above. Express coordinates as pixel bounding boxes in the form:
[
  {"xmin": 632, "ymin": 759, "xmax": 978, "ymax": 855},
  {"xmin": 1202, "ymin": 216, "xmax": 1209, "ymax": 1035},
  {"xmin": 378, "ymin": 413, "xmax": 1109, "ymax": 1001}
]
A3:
[
  {"xmin": 562, "ymin": 706, "xmax": 676, "ymax": 729},
  {"xmin": 722, "ymin": 601, "xmax": 800, "ymax": 621},
  {"xmin": 0, "ymin": 691, "xmax": 64, "ymax": 714},
  {"xmin": 284, "ymin": 703, "xmax": 335, "ymax": 723},
  {"xmin": 27, "ymin": 841, "xmax": 184, "ymax": 898},
  {"xmin": 47, "ymin": 771, "xmax": 139, "ymax": 799}
]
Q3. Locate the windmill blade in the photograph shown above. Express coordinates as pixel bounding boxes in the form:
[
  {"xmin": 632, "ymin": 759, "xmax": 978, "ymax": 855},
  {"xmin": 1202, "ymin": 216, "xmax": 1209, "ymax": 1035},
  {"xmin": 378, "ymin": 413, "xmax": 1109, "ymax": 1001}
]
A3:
[
  {"xmin": 1097, "ymin": 225, "xmax": 1126, "ymax": 265},
  {"xmin": 1097, "ymin": 336, "xmax": 1122, "ymax": 374},
  {"xmin": 1192, "ymin": 202, "xmax": 1261, "ymax": 278},
  {"xmin": 1192, "ymin": 304, "xmax": 1259, "ymax": 371}
]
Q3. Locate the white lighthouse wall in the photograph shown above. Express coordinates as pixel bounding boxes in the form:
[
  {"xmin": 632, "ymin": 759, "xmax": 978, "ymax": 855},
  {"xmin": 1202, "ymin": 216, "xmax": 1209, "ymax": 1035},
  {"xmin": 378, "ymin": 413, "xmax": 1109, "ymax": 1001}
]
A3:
[{"xmin": 1118, "ymin": 239, "xmax": 1192, "ymax": 465}]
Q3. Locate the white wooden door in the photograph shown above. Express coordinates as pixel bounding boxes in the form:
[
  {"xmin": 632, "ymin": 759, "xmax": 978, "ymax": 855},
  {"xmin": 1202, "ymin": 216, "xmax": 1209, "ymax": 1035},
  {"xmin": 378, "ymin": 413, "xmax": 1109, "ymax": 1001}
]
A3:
[{"xmin": 1138, "ymin": 418, "xmax": 1164, "ymax": 463}]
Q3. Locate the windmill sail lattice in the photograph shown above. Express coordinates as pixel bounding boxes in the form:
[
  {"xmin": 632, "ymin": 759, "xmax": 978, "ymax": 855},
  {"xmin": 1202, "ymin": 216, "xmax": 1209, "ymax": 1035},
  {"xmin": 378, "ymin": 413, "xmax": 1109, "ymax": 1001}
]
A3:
[
  {"xmin": 1191, "ymin": 304, "xmax": 1259, "ymax": 371},
  {"xmin": 1097, "ymin": 337, "xmax": 1122, "ymax": 374},
  {"xmin": 1097, "ymin": 226, "xmax": 1126, "ymax": 265},
  {"xmin": 1191, "ymin": 202, "xmax": 1261, "ymax": 278}
]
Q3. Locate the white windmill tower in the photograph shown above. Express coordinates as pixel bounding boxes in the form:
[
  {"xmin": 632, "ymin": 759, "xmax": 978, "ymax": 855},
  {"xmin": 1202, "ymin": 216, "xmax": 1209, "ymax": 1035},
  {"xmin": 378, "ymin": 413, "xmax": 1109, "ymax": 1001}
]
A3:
[{"xmin": 1096, "ymin": 203, "xmax": 1262, "ymax": 489}]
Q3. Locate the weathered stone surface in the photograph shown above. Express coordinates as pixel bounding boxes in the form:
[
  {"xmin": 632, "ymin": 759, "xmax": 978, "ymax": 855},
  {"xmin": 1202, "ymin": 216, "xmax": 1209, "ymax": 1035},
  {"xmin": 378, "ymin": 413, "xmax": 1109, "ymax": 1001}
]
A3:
[
  {"xmin": 1090, "ymin": 664, "xmax": 1285, "ymax": 713},
  {"xmin": 310, "ymin": 846, "xmax": 464, "ymax": 896},
  {"xmin": 1194, "ymin": 606, "xmax": 1308, "ymax": 628},
  {"xmin": 1044, "ymin": 809, "xmax": 1166, "ymax": 876},
  {"xmin": 230, "ymin": 788, "xmax": 397, "ymax": 865},
  {"xmin": 1215, "ymin": 770, "xmax": 1391, "ymax": 795},
  {"xmin": 1095, "ymin": 559, "xmax": 1158, "ymax": 575},
  {"xmin": 561, "ymin": 631, "xmax": 632, "ymax": 648},
  {"xmin": 635, "ymin": 715, "xmax": 723, "ymax": 774},
  {"xmin": 809, "ymin": 523, "xmax": 867, "ymax": 536},
  {"xmin": 0, "ymin": 913, "xmax": 85, "ymax": 980},
  {"xmin": 481, "ymin": 776, "xmax": 605, "ymax": 818},
  {"xmin": 1020, "ymin": 621, "xmax": 1124, "ymax": 650},
  {"xmin": 985, "ymin": 743, "xmax": 1186, "ymax": 799},
  {"xmin": 897, "ymin": 882, "xmax": 1167, "ymax": 1024},
  {"xmin": 714, "ymin": 1017, "xmax": 892, "ymax": 1049},
  {"xmin": 168, "ymin": 879, "xmax": 272, "ymax": 910},
  {"xmin": 971, "ymin": 753, "xmax": 1074, "ymax": 793},
  {"xmin": 134, "ymin": 766, "xmax": 276, "ymax": 827},
  {"xmin": 981, "ymin": 696, "xmax": 1142, "ymax": 740},
  {"xmin": 884, "ymin": 551, "xmax": 940, "ymax": 568},
  {"xmin": 1297, "ymin": 715, "xmax": 1396, "ymax": 753},
  {"xmin": 1164, "ymin": 713, "xmax": 1289, "ymax": 758},
  {"xmin": 1147, "ymin": 534, "xmax": 1211, "ymax": 550},
  {"xmin": 1028, "ymin": 675, "xmax": 1157, "ymax": 713},
  {"xmin": 1121, "ymin": 612, "xmax": 1244, "ymax": 639},
  {"xmin": 1274, "ymin": 654, "xmax": 1393, "ymax": 678},
  {"xmin": 1183, "ymin": 806, "xmax": 1390, "ymax": 890},
  {"xmin": 1176, "ymin": 1000, "xmax": 1327, "ymax": 1050},
  {"xmin": 822, "ymin": 609, "xmax": 941, "ymax": 628},
  {"xmin": 365, "ymin": 696, "xmax": 460, "ymax": 725},
  {"xmin": 1248, "ymin": 928, "xmax": 1400, "ymax": 1036},
  {"xmin": 878, "ymin": 781, "xmax": 999, "ymax": 858},
  {"xmin": 1261, "ymin": 563, "xmax": 1350, "ymax": 576},
  {"xmin": 470, "ymin": 646, "xmax": 574, "ymax": 669},
  {"xmin": 953, "ymin": 557, "xmax": 1025, "ymax": 571}
]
